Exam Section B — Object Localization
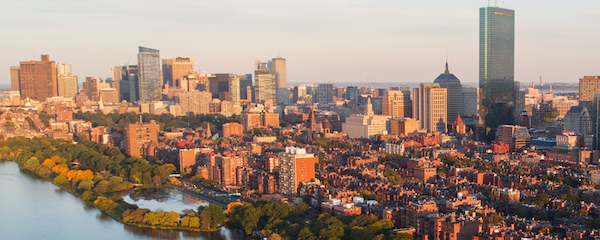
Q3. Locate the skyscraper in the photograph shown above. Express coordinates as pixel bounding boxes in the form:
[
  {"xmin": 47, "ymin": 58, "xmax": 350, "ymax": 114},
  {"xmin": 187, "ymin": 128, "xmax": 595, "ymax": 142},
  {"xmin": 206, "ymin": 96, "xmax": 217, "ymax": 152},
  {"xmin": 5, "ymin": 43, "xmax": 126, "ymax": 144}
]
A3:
[
  {"xmin": 434, "ymin": 62, "xmax": 462, "ymax": 124},
  {"xmin": 137, "ymin": 46, "xmax": 162, "ymax": 103},
  {"xmin": 479, "ymin": 6, "xmax": 516, "ymax": 140},
  {"xmin": 18, "ymin": 55, "xmax": 57, "ymax": 101},
  {"xmin": 272, "ymin": 57, "xmax": 287, "ymax": 105},
  {"xmin": 9, "ymin": 66, "xmax": 20, "ymax": 92},
  {"xmin": 56, "ymin": 63, "xmax": 78, "ymax": 98},
  {"xmin": 413, "ymin": 83, "xmax": 447, "ymax": 133},
  {"xmin": 278, "ymin": 147, "xmax": 318, "ymax": 195},
  {"xmin": 381, "ymin": 89, "xmax": 412, "ymax": 118},
  {"xmin": 255, "ymin": 63, "xmax": 276, "ymax": 104},
  {"xmin": 162, "ymin": 57, "xmax": 194, "ymax": 87}
]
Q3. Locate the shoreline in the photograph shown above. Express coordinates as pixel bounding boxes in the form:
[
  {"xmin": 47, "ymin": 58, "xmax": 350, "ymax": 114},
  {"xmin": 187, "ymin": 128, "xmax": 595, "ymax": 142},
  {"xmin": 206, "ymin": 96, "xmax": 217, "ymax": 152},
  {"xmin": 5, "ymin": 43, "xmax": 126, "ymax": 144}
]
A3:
[{"xmin": 3, "ymin": 159, "xmax": 223, "ymax": 233}]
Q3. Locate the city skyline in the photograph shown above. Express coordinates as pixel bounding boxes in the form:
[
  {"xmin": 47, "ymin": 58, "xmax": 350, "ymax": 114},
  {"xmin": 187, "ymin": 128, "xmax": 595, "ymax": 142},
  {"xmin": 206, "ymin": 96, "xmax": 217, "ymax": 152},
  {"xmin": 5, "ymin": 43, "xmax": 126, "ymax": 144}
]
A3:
[{"xmin": 2, "ymin": 0, "xmax": 599, "ymax": 85}]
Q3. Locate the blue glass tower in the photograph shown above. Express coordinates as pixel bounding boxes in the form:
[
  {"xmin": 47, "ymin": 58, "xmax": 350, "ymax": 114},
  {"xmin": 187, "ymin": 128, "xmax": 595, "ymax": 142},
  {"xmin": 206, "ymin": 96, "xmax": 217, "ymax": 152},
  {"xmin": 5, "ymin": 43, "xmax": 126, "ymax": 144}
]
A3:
[{"xmin": 479, "ymin": 6, "xmax": 516, "ymax": 141}]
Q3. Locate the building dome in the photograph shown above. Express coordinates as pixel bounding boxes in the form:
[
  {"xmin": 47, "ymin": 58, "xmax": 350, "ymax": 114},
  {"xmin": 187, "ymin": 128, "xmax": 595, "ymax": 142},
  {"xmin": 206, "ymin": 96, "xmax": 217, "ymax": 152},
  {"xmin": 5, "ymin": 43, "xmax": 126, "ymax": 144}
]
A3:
[
  {"xmin": 433, "ymin": 62, "xmax": 463, "ymax": 124},
  {"xmin": 433, "ymin": 62, "xmax": 461, "ymax": 84}
]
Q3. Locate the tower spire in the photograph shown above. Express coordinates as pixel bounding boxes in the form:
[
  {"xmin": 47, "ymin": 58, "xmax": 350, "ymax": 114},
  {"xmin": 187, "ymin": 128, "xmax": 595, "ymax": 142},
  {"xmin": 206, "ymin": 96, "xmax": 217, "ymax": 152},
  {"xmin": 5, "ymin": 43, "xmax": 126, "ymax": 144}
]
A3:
[
  {"xmin": 444, "ymin": 62, "xmax": 449, "ymax": 74},
  {"xmin": 366, "ymin": 97, "xmax": 374, "ymax": 116}
]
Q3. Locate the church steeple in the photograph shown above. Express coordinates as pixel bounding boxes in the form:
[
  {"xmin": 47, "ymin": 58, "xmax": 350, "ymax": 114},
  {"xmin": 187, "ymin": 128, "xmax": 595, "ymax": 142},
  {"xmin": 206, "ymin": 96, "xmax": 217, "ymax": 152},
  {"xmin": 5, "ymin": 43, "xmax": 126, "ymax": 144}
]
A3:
[{"xmin": 205, "ymin": 122, "xmax": 211, "ymax": 138}]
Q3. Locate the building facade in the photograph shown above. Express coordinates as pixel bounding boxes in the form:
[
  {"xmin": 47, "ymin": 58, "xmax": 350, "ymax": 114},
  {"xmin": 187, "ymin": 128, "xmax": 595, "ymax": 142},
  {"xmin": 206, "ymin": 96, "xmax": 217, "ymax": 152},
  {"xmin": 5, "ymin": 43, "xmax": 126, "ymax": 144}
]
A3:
[
  {"xmin": 479, "ymin": 6, "xmax": 516, "ymax": 140},
  {"xmin": 433, "ymin": 62, "xmax": 463, "ymax": 124},
  {"xmin": 125, "ymin": 120, "xmax": 159, "ymax": 158},
  {"xmin": 162, "ymin": 57, "xmax": 194, "ymax": 87},
  {"xmin": 254, "ymin": 64, "xmax": 276, "ymax": 104},
  {"xmin": 279, "ymin": 147, "xmax": 318, "ymax": 195},
  {"xmin": 9, "ymin": 66, "xmax": 20, "ymax": 92},
  {"xmin": 413, "ymin": 83, "xmax": 447, "ymax": 133},
  {"xmin": 382, "ymin": 89, "xmax": 412, "ymax": 118},
  {"xmin": 137, "ymin": 46, "xmax": 162, "ymax": 103},
  {"xmin": 19, "ymin": 55, "xmax": 57, "ymax": 101},
  {"xmin": 343, "ymin": 97, "xmax": 391, "ymax": 138}
]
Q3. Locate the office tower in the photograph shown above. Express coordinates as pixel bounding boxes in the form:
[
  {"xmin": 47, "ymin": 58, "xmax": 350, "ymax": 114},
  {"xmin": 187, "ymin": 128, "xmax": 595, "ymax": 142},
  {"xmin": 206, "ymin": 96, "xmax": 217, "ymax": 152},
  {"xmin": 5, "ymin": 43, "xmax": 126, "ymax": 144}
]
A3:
[
  {"xmin": 239, "ymin": 74, "xmax": 252, "ymax": 100},
  {"xmin": 462, "ymin": 86, "xmax": 479, "ymax": 117},
  {"xmin": 278, "ymin": 147, "xmax": 318, "ymax": 195},
  {"xmin": 413, "ymin": 83, "xmax": 447, "ymax": 133},
  {"xmin": 56, "ymin": 63, "xmax": 78, "ymax": 98},
  {"xmin": 272, "ymin": 57, "xmax": 287, "ymax": 105},
  {"xmin": 390, "ymin": 118, "xmax": 420, "ymax": 137},
  {"xmin": 579, "ymin": 76, "xmax": 600, "ymax": 103},
  {"xmin": 208, "ymin": 73, "xmax": 240, "ymax": 105},
  {"xmin": 316, "ymin": 83, "xmax": 334, "ymax": 103},
  {"xmin": 255, "ymin": 63, "xmax": 276, "ymax": 104},
  {"xmin": 497, "ymin": 125, "xmax": 530, "ymax": 152},
  {"xmin": 178, "ymin": 90, "xmax": 212, "ymax": 115},
  {"xmin": 119, "ymin": 65, "xmax": 139, "ymax": 102},
  {"xmin": 125, "ymin": 119, "xmax": 159, "ymax": 158},
  {"xmin": 480, "ymin": 6, "xmax": 516, "ymax": 140},
  {"xmin": 292, "ymin": 85, "xmax": 307, "ymax": 104},
  {"xmin": 137, "ymin": 46, "xmax": 162, "ymax": 103},
  {"xmin": 99, "ymin": 88, "xmax": 119, "ymax": 104},
  {"xmin": 434, "ymin": 62, "xmax": 463, "ymax": 123},
  {"xmin": 381, "ymin": 89, "xmax": 412, "ymax": 118},
  {"xmin": 272, "ymin": 57, "xmax": 286, "ymax": 88},
  {"xmin": 345, "ymin": 86, "xmax": 359, "ymax": 104},
  {"xmin": 162, "ymin": 57, "xmax": 194, "ymax": 87},
  {"xmin": 111, "ymin": 66, "xmax": 124, "ymax": 97},
  {"xmin": 343, "ymin": 97, "xmax": 391, "ymax": 139},
  {"xmin": 18, "ymin": 55, "xmax": 57, "ymax": 101},
  {"xmin": 84, "ymin": 77, "xmax": 100, "ymax": 101},
  {"xmin": 9, "ymin": 66, "xmax": 20, "ymax": 92}
]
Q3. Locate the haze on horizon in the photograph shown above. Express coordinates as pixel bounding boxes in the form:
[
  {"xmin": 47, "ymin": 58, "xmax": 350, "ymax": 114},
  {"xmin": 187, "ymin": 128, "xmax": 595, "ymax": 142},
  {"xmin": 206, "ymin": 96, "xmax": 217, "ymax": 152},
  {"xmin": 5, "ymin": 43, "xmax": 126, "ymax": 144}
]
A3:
[{"xmin": 1, "ymin": 0, "xmax": 598, "ymax": 85}]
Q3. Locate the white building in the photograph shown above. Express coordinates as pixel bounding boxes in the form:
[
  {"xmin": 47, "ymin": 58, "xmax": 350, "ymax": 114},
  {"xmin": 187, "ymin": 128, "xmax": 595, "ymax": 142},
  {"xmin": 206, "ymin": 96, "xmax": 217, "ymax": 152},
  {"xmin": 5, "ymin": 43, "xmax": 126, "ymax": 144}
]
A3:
[{"xmin": 342, "ymin": 97, "xmax": 391, "ymax": 139}]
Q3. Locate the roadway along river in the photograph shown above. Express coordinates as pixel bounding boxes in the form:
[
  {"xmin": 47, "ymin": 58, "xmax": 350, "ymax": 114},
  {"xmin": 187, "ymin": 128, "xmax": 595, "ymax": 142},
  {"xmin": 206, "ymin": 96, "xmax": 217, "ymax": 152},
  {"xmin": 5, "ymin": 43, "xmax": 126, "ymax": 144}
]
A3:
[{"xmin": 0, "ymin": 161, "xmax": 244, "ymax": 240}]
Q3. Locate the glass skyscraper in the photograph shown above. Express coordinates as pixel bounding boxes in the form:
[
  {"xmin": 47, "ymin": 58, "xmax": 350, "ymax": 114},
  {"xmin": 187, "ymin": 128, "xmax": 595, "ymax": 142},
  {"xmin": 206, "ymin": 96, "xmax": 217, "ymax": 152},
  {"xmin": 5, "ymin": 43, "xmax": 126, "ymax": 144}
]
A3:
[
  {"xmin": 137, "ymin": 46, "xmax": 161, "ymax": 103},
  {"xmin": 479, "ymin": 6, "xmax": 516, "ymax": 141}
]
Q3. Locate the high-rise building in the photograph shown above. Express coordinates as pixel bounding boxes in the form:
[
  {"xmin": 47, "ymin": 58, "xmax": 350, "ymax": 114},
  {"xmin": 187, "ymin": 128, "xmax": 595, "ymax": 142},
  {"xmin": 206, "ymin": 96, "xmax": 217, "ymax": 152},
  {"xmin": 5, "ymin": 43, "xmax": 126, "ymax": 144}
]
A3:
[
  {"xmin": 208, "ymin": 73, "xmax": 239, "ymax": 105},
  {"xmin": 278, "ymin": 147, "xmax": 318, "ymax": 195},
  {"xmin": 119, "ymin": 65, "xmax": 139, "ymax": 103},
  {"xmin": 179, "ymin": 148, "xmax": 199, "ymax": 173},
  {"xmin": 345, "ymin": 86, "xmax": 360, "ymax": 104},
  {"xmin": 413, "ymin": 83, "xmax": 447, "ymax": 133},
  {"xmin": 111, "ymin": 66, "xmax": 123, "ymax": 98},
  {"xmin": 462, "ymin": 86, "xmax": 479, "ymax": 117},
  {"xmin": 563, "ymin": 106, "xmax": 592, "ymax": 135},
  {"xmin": 56, "ymin": 63, "xmax": 78, "ymax": 98},
  {"xmin": 9, "ymin": 66, "xmax": 20, "ymax": 92},
  {"xmin": 255, "ymin": 63, "xmax": 276, "ymax": 104},
  {"xmin": 381, "ymin": 89, "xmax": 412, "ymax": 118},
  {"xmin": 579, "ymin": 76, "xmax": 600, "ymax": 103},
  {"xmin": 137, "ymin": 46, "xmax": 162, "ymax": 103},
  {"xmin": 125, "ymin": 119, "xmax": 159, "ymax": 158},
  {"xmin": 433, "ymin": 62, "xmax": 463, "ymax": 123},
  {"xmin": 497, "ymin": 125, "xmax": 530, "ymax": 152},
  {"xmin": 239, "ymin": 74, "xmax": 253, "ymax": 101},
  {"xmin": 272, "ymin": 57, "xmax": 287, "ymax": 105},
  {"xmin": 84, "ymin": 77, "xmax": 101, "ymax": 101},
  {"xmin": 215, "ymin": 155, "xmax": 244, "ymax": 186},
  {"xmin": 18, "ymin": 55, "xmax": 57, "ymax": 101},
  {"xmin": 316, "ymin": 84, "xmax": 334, "ymax": 103},
  {"xmin": 479, "ymin": 6, "xmax": 516, "ymax": 140},
  {"xmin": 162, "ymin": 57, "xmax": 194, "ymax": 87}
]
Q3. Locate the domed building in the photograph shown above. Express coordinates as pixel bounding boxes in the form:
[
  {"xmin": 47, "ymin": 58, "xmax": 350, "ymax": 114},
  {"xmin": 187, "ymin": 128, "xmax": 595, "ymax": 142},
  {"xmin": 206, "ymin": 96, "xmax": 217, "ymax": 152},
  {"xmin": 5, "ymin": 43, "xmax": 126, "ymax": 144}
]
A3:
[{"xmin": 433, "ymin": 62, "xmax": 463, "ymax": 124}]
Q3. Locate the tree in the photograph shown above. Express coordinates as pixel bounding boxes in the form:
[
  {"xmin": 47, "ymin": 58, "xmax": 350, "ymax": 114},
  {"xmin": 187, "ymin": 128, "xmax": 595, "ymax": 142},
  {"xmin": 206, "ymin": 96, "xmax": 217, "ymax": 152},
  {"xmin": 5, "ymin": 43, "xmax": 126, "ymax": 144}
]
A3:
[
  {"xmin": 240, "ymin": 207, "xmax": 262, "ymax": 235},
  {"xmin": 483, "ymin": 214, "xmax": 504, "ymax": 226},
  {"xmin": 318, "ymin": 215, "xmax": 345, "ymax": 240},
  {"xmin": 297, "ymin": 227, "xmax": 317, "ymax": 240}
]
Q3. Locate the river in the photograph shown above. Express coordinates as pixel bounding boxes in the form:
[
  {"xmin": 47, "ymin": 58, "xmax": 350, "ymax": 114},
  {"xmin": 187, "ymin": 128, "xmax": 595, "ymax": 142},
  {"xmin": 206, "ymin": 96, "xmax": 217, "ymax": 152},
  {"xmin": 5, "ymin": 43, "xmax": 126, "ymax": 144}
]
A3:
[{"xmin": 0, "ymin": 161, "xmax": 245, "ymax": 240}]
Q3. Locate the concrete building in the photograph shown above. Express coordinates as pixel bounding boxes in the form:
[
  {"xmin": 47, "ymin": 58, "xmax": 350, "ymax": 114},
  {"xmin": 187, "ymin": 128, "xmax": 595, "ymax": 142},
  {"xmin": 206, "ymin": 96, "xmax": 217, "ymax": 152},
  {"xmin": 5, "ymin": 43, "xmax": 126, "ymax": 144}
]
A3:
[
  {"xmin": 433, "ymin": 62, "xmax": 463, "ymax": 124},
  {"xmin": 179, "ymin": 148, "xmax": 199, "ymax": 173},
  {"xmin": 178, "ymin": 90, "xmax": 212, "ymax": 115},
  {"xmin": 56, "ymin": 63, "xmax": 78, "ymax": 98},
  {"xmin": 18, "ymin": 55, "xmax": 57, "ymax": 101},
  {"xmin": 99, "ymin": 88, "xmax": 119, "ymax": 104},
  {"xmin": 343, "ymin": 97, "xmax": 391, "ymax": 139},
  {"xmin": 222, "ymin": 122, "xmax": 244, "ymax": 137},
  {"xmin": 9, "ymin": 66, "xmax": 20, "ymax": 92},
  {"xmin": 497, "ymin": 125, "xmax": 530, "ymax": 152},
  {"xmin": 563, "ymin": 106, "xmax": 592, "ymax": 135},
  {"xmin": 208, "ymin": 73, "xmax": 240, "ymax": 106},
  {"xmin": 316, "ymin": 83, "xmax": 334, "ymax": 103},
  {"xmin": 390, "ymin": 118, "xmax": 420, "ymax": 137},
  {"xmin": 84, "ymin": 77, "xmax": 101, "ymax": 101},
  {"xmin": 215, "ymin": 155, "xmax": 244, "ymax": 186},
  {"xmin": 345, "ymin": 86, "xmax": 359, "ymax": 104},
  {"xmin": 381, "ymin": 89, "xmax": 412, "ymax": 118},
  {"xmin": 125, "ymin": 120, "xmax": 159, "ymax": 158},
  {"xmin": 279, "ymin": 147, "xmax": 318, "ymax": 195},
  {"xmin": 462, "ymin": 86, "xmax": 478, "ymax": 117},
  {"xmin": 413, "ymin": 83, "xmax": 447, "ymax": 133},
  {"xmin": 272, "ymin": 57, "xmax": 288, "ymax": 105},
  {"xmin": 162, "ymin": 57, "xmax": 193, "ymax": 87},
  {"xmin": 137, "ymin": 46, "xmax": 162, "ymax": 103},
  {"xmin": 579, "ymin": 76, "xmax": 600, "ymax": 103}
]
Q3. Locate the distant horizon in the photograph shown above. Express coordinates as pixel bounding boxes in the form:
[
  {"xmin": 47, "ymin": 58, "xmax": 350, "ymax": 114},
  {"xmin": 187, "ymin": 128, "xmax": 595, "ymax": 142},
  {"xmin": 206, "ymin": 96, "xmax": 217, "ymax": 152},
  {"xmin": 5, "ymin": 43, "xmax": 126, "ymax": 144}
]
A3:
[{"xmin": 2, "ymin": 1, "xmax": 599, "ymax": 85}]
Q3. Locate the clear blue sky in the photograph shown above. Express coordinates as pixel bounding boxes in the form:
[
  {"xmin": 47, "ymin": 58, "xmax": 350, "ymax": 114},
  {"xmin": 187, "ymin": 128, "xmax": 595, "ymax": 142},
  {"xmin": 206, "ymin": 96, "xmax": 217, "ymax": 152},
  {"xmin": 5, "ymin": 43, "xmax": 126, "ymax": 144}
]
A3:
[{"xmin": 1, "ymin": 0, "xmax": 599, "ymax": 85}]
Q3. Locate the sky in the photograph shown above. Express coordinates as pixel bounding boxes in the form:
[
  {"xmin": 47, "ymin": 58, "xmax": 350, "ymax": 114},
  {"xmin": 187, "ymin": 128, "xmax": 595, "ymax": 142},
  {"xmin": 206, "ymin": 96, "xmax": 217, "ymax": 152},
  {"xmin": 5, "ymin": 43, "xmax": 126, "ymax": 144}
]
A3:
[{"xmin": 1, "ymin": 0, "xmax": 599, "ymax": 86}]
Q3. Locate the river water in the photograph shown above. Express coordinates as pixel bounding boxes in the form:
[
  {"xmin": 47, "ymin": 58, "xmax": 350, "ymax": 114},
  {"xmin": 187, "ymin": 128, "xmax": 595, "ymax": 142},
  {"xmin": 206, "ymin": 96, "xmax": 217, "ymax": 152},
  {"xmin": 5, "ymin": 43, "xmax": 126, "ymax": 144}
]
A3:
[{"xmin": 0, "ymin": 161, "xmax": 244, "ymax": 240}]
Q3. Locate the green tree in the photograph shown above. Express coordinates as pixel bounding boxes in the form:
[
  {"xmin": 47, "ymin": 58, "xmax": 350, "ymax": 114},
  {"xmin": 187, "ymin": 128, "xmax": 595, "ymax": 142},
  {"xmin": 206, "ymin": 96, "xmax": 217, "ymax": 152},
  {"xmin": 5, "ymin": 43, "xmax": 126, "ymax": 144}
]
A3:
[{"xmin": 297, "ymin": 227, "xmax": 317, "ymax": 240}]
